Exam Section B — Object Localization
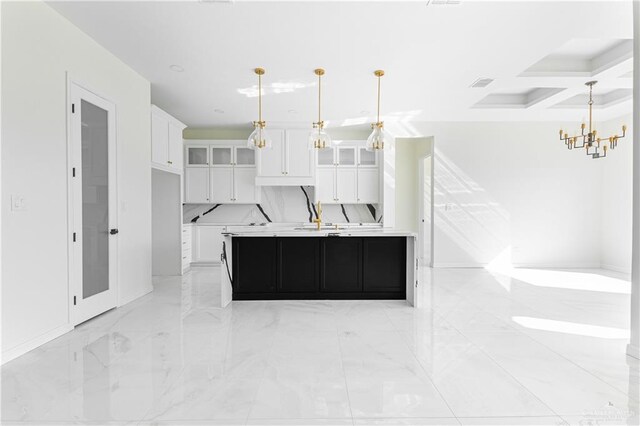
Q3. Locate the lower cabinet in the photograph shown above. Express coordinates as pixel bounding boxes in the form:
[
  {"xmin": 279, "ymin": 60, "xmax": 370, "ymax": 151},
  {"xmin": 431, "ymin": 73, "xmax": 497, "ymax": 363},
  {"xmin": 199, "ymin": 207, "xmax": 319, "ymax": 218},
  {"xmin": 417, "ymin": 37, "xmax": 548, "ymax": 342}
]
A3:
[
  {"xmin": 233, "ymin": 237, "xmax": 277, "ymax": 294},
  {"xmin": 232, "ymin": 236, "xmax": 406, "ymax": 300},
  {"xmin": 278, "ymin": 238, "xmax": 319, "ymax": 292},
  {"xmin": 321, "ymin": 238, "xmax": 361, "ymax": 292}
]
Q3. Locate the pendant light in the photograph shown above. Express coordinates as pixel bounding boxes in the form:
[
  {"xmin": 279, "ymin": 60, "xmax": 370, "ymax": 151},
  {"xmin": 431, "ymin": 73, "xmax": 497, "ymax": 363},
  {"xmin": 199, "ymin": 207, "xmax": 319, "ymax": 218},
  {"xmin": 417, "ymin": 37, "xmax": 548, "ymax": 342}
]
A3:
[
  {"xmin": 308, "ymin": 68, "xmax": 332, "ymax": 150},
  {"xmin": 366, "ymin": 70, "xmax": 387, "ymax": 151},
  {"xmin": 247, "ymin": 67, "xmax": 272, "ymax": 150}
]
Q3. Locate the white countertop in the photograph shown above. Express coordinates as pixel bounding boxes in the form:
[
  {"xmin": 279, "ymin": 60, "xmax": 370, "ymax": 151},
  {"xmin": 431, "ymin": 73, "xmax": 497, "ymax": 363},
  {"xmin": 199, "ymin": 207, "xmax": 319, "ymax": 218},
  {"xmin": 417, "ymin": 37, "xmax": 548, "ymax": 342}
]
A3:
[{"xmin": 222, "ymin": 227, "xmax": 416, "ymax": 238}]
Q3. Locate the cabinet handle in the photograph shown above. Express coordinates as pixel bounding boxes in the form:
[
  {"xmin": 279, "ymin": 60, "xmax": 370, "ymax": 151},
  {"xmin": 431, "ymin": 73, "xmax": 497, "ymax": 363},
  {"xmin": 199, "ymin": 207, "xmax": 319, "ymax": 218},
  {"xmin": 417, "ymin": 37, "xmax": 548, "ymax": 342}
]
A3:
[{"xmin": 167, "ymin": 160, "xmax": 173, "ymax": 165}]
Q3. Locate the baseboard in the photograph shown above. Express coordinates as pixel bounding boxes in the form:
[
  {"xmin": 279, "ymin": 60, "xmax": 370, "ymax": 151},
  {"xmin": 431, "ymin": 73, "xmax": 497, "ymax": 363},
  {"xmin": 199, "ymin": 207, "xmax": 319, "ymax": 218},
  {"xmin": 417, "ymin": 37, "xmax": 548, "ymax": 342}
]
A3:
[
  {"xmin": 2, "ymin": 323, "xmax": 73, "ymax": 365},
  {"xmin": 510, "ymin": 262, "xmax": 602, "ymax": 269},
  {"xmin": 191, "ymin": 261, "xmax": 220, "ymax": 266},
  {"xmin": 627, "ymin": 343, "xmax": 640, "ymax": 360},
  {"xmin": 119, "ymin": 285, "xmax": 153, "ymax": 307},
  {"xmin": 600, "ymin": 263, "xmax": 632, "ymax": 274},
  {"xmin": 432, "ymin": 262, "xmax": 486, "ymax": 268}
]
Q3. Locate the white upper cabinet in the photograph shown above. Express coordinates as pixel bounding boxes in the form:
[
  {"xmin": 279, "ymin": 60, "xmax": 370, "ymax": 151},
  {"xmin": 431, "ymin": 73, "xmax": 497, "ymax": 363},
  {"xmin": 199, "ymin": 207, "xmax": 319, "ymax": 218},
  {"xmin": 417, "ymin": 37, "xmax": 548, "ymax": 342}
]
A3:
[
  {"xmin": 256, "ymin": 129, "xmax": 285, "ymax": 178},
  {"xmin": 233, "ymin": 168, "xmax": 260, "ymax": 203},
  {"xmin": 286, "ymin": 129, "xmax": 314, "ymax": 178},
  {"xmin": 314, "ymin": 141, "xmax": 380, "ymax": 205},
  {"xmin": 337, "ymin": 147, "xmax": 356, "ymax": 166},
  {"xmin": 358, "ymin": 147, "xmax": 378, "ymax": 167},
  {"xmin": 357, "ymin": 168, "xmax": 379, "ymax": 203},
  {"xmin": 186, "ymin": 146, "xmax": 209, "ymax": 166},
  {"xmin": 184, "ymin": 141, "xmax": 260, "ymax": 204},
  {"xmin": 336, "ymin": 168, "xmax": 358, "ymax": 203},
  {"xmin": 211, "ymin": 147, "xmax": 233, "ymax": 166},
  {"xmin": 210, "ymin": 167, "xmax": 233, "ymax": 203},
  {"xmin": 151, "ymin": 105, "xmax": 185, "ymax": 174},
  {"xmin": 256, "ymin": 129, "xmax": 314, "ymax": 185},
  {"xmin": 185, "ymin": 168, "xmax": 210, "ymax": 203},
  {"xmin": 315, "ymin": 168, "xmax": 336, "ymax": 203}
]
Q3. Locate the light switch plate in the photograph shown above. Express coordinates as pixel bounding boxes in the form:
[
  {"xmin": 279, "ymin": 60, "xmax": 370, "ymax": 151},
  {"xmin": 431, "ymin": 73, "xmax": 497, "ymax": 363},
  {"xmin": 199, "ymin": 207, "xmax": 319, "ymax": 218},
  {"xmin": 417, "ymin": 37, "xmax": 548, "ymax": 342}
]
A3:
[{"xmin": 11, "ymin": 195, "xmax": 26, "ymax": 211}]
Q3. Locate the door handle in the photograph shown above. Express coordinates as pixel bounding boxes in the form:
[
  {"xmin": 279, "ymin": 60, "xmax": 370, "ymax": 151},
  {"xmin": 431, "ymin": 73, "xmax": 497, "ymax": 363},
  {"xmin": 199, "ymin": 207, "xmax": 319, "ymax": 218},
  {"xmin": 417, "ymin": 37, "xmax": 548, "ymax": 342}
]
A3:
[{"xmin": 110, "ymin": 229, "xmax": 119, "ymax": 235}]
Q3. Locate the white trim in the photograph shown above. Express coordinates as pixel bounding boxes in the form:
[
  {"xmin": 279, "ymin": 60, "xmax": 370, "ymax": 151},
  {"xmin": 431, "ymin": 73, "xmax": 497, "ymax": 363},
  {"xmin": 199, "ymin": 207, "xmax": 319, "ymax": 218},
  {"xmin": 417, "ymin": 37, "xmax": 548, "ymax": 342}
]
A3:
[
  {"xmin": 600, "ymin": 263, "xmax": 632, "ymax": 275},
  {"xmin": 67, "ymin": 77, "xmax": 119, "ymax": 325},
  {"xmin": 119, "ymin": 286, "xmax": 153, "ymax": 307},
  {"xmin": 1, "ymin": 324, "xmax": 73, "ymax": 365},
  {"xmin": 510, "ymin": 262, "xmax": 602, "ymax": 269},
  {"xmin": 433, "ymin": 262, "xmax": 486, "ymax": 268}
]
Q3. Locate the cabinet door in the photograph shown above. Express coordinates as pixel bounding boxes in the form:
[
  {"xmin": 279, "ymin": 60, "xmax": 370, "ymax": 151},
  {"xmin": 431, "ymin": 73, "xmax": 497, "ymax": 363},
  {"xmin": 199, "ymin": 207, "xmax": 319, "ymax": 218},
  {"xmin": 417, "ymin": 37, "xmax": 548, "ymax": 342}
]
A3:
[
  {"xmin": 337, "ymin": 147, "xmax": 356, "ymax": 166},
  {"xmin": 186, "ymin": 146, "xmax": 209, "ymax": 167},
  {"xmin": 151, "ymin": 112, "xmax": 168, "ymax": 166},
  {"xmin": 336, "ymin": 168, "xmax": 357, "ymax": 203},
  {"xmin": 317, "ymin": 147, "xmax": 335, "ymax": 166},
  {"xmin": 233, "ymin": 167, "xmax": 260, "ymax": 203},
  {"xmin": 195, "ymin": 226, "xmax": 225, "ymax": 263},
  {"xmin": 234, "ymin": 147, "xmax": 255, "ymax": 167},
  {"xmin": 277, "ymin": 238, "xmax": 319, "ymax": 293},
  {"xmin": 357, "ymin": 168, "xmax": 379, "ymax": 203},
  {"xmin": 257, "ymin": 129, "xmax": 285, "ymax": 177},
  {"xmin": 184, "ymin": 167, "xmax": 210, "ymax": 203},
  {"xmin": 286, "ymin": 129, "xmax": 313, "ymax": 177},
  {"xmin": 315, "ymin": 168, "xmax": 336, "ymax": 203},
  {"xmin": 358, "ymin": 147, "xmax": 377, "ymax": 167},
  {"xmin": 233, "ymin": 237, "xmax": 277, "ymax": 294},
  {"xmin": 320, "ymin": 238, "xmax": 362, "ymax": 292},
  {"xmin": 363, "ymin": 237, "xmax": 406, "ymax": 294},
  {"xmin": 167, "ymin": 122, "xmax": 183, "ymax": 170},
  {"xmin": 211, "ymin": 147, "xmax": 233, "ymax": 166},
  {"xmin": 210, "ymin": 167, "xmax": 233, "ymax": 203}
]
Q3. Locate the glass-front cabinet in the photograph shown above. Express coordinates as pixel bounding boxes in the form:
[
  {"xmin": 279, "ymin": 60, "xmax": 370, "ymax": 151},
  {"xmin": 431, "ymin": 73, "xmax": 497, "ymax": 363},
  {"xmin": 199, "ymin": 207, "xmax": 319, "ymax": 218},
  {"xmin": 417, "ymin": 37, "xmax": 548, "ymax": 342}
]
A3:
[
  {"xmin": 186, "ymin": 146, "xmax": 209, "ymax": 167},
  {"xmin": 184, "ymin": 141, "xmax": 259, "ymax": 204}
]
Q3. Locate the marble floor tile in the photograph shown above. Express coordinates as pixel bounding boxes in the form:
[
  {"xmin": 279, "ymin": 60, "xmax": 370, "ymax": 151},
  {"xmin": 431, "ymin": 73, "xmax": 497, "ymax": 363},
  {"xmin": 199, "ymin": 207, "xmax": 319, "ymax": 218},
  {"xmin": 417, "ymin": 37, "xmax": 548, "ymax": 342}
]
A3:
[{"xmin": 2, "ymin": 266, "xmax": 637, "ymax": 426}]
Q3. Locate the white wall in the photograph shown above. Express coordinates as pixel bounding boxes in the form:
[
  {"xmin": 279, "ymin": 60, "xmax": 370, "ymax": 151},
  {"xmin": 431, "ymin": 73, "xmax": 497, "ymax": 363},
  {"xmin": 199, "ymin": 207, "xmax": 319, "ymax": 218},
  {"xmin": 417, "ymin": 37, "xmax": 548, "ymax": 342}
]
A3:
[
  {"xmin": 152, "ymin": 169, "xmax": 182, "ymax": 276},
  {"xmin": 1, "ymin": 1, "xmax": 152, "ymax": 362},
  {"xmin": 388, "ymin": 121, "xmax": 611, "ymax": 268},
  {"xmin": 600, "ymin": 114, "xmax": 633, "ymax": 274}
]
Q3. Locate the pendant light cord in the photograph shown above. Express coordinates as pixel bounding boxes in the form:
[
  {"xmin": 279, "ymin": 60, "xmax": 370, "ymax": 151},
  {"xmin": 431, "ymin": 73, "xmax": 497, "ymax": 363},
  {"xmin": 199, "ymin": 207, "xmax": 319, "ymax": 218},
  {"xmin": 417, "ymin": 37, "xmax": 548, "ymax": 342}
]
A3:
[
  {"xmin": 318, "ymin": 72, "xmax": 322, "ymax": 125},
  {"xmin": 588, "ymin": 83, "xmax": 593, "ymax": 134},
  {"xmin": 258, "ymin": 73, "xmax": 262, "ymax": 124},
  {"xmin": 377, "ymin": 74, "xmax": 381, "ymax": 124}
]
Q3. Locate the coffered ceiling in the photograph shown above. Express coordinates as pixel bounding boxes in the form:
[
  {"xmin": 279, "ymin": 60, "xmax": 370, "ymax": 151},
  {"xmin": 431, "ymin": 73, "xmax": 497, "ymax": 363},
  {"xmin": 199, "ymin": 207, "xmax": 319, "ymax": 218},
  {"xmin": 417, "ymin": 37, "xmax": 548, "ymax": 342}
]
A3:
[{"xmin": 48, "ymin": 0, "xmax": 633, "ymax": 128}]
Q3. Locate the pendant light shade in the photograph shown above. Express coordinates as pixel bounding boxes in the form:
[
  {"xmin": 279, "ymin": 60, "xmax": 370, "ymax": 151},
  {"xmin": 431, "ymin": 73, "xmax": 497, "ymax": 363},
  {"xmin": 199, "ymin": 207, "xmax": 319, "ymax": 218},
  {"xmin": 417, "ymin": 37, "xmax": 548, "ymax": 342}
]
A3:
[
  {"xmin": 248, "ymin": 125, "xmax": 272, "ymax": 150},
  {"xmin": 248, "ymin": 67, "xmax": 271, "ymax": 150},
  {"xmin": 366, "ymin": 70, "xmax": 387, "ymax": 151},
  {"xmin": 309, "ymin": 68, "xmax": 333, "ymax": 150}
]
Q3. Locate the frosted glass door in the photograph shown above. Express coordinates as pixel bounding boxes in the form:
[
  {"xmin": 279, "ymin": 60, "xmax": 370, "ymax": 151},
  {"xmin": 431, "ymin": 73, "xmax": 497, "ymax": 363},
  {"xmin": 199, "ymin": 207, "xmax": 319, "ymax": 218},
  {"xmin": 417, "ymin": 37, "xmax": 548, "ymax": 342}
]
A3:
[
  {"xmin": 81, "ymin": 100, "xmax": 110, "ymax": 299},
  {"xmin": 70, "ymin": 83, "xmax": 117, "ymax": 325}
]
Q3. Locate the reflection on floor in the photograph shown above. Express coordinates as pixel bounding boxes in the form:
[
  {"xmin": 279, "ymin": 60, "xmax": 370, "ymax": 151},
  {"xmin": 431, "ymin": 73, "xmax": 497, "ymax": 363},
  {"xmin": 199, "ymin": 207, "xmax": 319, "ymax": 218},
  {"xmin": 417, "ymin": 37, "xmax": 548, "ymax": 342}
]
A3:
[{"xmin": 2, "ymin": 267, "xmax": 638, "ymax": 425}]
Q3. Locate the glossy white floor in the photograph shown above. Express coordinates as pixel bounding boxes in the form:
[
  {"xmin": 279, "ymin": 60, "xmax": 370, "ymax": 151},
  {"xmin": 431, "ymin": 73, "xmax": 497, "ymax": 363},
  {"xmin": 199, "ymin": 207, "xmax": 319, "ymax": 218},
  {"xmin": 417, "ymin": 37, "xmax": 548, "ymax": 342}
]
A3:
[{"xmin": 2, "ymin": 266, "xmax": 638, "ymax": 426}]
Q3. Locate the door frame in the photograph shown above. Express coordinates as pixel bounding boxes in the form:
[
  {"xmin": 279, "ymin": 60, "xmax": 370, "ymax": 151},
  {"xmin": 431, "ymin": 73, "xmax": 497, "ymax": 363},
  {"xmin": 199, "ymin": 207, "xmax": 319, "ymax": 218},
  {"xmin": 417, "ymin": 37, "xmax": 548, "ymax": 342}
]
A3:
[
  {"xmin": 66, "ymin": 75, "xmax": 119, "ymax": 326},
  {"xmin": 417, "ymin": 143, "xmax": 435, "ymax": 267}
]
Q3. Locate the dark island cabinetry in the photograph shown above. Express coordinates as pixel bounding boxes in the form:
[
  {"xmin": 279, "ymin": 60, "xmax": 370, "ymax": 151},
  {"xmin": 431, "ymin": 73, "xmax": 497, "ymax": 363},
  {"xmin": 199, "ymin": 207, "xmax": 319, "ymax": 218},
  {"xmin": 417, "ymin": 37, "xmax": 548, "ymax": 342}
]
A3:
[{"xmin": 232, "ymin": 236, "xmax": 406, "ymax": 300}]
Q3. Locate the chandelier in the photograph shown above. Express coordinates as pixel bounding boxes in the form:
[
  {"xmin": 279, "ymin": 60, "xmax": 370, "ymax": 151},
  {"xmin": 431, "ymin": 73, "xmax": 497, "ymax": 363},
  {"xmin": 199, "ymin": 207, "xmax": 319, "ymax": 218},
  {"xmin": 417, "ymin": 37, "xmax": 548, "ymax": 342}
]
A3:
[
  {"xmin": 366, "ymin": 70, "xmax": 388, "ymax": 151},
  {"xmin": 559, "ymin": 81, "xmax": 626, "ymax": 159},
  {"xmin": 247, "ymin": 67, "xmax": 271, "ymax": 150},
  {"xmin": 309, "ymin": 68, "xmax": 332, "ymax": 150}
]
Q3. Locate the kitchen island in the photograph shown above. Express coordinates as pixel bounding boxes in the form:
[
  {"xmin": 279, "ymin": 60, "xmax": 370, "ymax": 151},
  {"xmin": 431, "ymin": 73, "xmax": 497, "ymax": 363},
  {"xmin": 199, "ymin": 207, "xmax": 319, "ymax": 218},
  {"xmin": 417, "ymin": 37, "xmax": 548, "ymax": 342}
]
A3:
[{"xmin": 219, "ymin": 228, "xmax": 420, "ymax": 308}]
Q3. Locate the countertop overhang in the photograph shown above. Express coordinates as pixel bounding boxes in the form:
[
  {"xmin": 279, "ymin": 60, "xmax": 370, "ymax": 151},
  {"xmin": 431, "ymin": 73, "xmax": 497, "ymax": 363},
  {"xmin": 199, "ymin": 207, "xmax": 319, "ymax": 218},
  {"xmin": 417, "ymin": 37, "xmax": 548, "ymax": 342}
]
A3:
[{"xmin": 222, "ymin": 228, "xmax": 417, "ymax": 238}]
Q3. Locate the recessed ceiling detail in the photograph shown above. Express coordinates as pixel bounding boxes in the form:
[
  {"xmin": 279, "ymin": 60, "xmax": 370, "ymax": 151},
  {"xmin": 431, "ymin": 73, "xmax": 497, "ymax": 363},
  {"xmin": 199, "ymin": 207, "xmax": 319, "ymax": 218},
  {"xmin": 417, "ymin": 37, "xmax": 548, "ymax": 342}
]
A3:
[
  {"xmin": 473, "ymin": 88, "xmax": 565, "ymax": 109},
  {"xmin": 552, "ymin": 88, "xmax": 632, "ymax": 109},
  {"xmin": 521, "ymin": 38, "xmax": 633, "ymax": 77}
]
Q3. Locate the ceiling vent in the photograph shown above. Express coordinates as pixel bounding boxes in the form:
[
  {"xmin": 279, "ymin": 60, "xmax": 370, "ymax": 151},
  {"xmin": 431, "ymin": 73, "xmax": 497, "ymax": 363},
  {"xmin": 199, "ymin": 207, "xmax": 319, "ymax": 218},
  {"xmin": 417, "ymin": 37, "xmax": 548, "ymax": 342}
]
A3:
[{"xmin": 470, "ymin": 77, "xmax": 494, "ymax": 88}]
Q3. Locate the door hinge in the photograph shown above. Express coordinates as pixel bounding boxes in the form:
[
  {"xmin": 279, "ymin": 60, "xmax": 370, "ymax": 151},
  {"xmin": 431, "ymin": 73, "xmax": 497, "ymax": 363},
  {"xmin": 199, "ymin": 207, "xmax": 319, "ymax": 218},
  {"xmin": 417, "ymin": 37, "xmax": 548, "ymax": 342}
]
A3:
[
  {"xmin": 72, "ymin": 167, "xmax": 76, "ymax": 177},
  {"xmin": 71, "ymin": 103, "xmax": 75, "ymax": 114},
  {"xmin": 73, "ymin": 296, "xmax": 77, "ymax": 305},
  {"xmin": 73, "ymin": 232, "xmax": 76, "ymax": 242},
  {"xmin": 416, "ymin": 258, "xmax": 419, "ymax": 268}
]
